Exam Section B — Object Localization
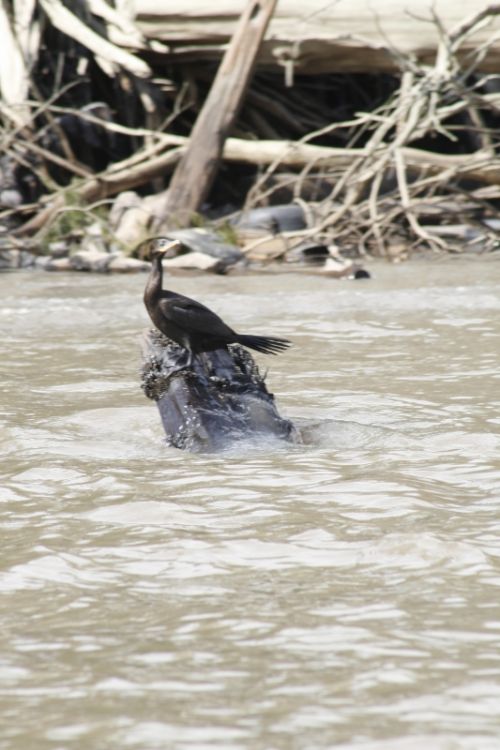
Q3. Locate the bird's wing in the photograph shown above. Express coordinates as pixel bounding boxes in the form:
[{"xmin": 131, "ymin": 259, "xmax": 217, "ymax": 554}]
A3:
[{"xmin": 158, "ymin": 296, "xmax": 235, "ymax": 338}]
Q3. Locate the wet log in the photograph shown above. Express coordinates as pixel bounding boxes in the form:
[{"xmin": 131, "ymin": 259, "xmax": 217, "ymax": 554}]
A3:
[{"xmin": 141, "ymin": 329, "xmax": 297, "ymax": 452}]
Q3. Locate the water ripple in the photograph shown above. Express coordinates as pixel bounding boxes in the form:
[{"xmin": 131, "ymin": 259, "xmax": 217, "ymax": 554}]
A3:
[{"xmin": 2, "ymin": 262, "xmax": 500, "ymax": 748}]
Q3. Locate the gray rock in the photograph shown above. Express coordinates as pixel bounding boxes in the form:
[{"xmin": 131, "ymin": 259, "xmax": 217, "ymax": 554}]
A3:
[
  {"xmin": 484, "ymin": 218, "xmax": 500, "ymax": 232},
  {"xmin": 317, "ymin": 257, "xmax": 358, "ymax": 278},
  {"xmin": 79, "ymin": 222, "xmax": 109, "ymax": 255},
  {"xmin": 108, "ymin": 191, "xmax": 143, "ymax": 229},
  {"xmin": 45, "ymin": 257, "xmax": 74, "ymax": 272},
  {"xmin": 107, "ymin": 255, "xmax": 150, "ymax": 273},
  {"xmin": 34, "ymin": 256, "xmax": 52, "ymax": 269},
  {"xmin": 161, "ymin": 251, "xmax": 225, "ymax": 273},
  {"xmin": 0, "ymin": 189, "xmax": 22, "ymax": 208},
  {"xmin": 19, "ymin": 250, "xmax": 37, "ymax": 268},
  {"xmin": 0, "ymin": 249, "xmax": 17, "ymax": 269},
  {"xmin": 167, "ymin": 228, "xmax": 244, "ymax": 266},
  {"xmin": 286, "ymin": 241, "xmax": 330, "ymax": 265},
  {"xmin": 0, "ymin": 249, "xmax": 36, "ymax": 269},
  {"xmin": 47, "ymin": 241, "xmax": 69, "ymax": 259},
  {"xmin": 69, "ymin": 249, "xmax": 115, "ymax": 272},
  {"xmin": 114, "ymin": 205, "xmax": 151, "ymax": 248},
  {"xmin": 231, "ymin": 203, "xmax": 306, "ymax": 232}
]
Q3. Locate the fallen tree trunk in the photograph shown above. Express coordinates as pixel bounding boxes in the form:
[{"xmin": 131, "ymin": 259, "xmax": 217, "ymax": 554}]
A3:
[
  {"xmin": 159, "ymin": 0, "xmax": 278, "ymax": 225},
  {"xmin": 141, "ymin": 329, "xmax": 297, "ymax": 452},
  {"xmin": 39, "ymin": 0, "xmax": 151, "ymax": 78},
  {"xmin": 16, "ymin": 131, "xmax": 500, "ymax": 237},
  {"xmin": 133, "ymin": 0, "xmax": 500, "ymax": 75},
  {"xmin": 223, "ymin": 139, "xmax": 500, "ymax": 185}
]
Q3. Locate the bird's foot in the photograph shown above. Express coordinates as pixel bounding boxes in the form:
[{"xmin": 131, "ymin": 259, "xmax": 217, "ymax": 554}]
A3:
[{"xmin": 167, "ymin": 350, "xmax": 196, "ymax": 378}]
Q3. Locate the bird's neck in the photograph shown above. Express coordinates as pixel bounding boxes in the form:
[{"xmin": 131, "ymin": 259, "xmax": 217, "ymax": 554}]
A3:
[
  {"xmin": 144, "ymin": 254, "xmax": 163, "ymax": 309},
  {"xmin": 153, "ymin": 254, "xmax": 164, "ymax": 290}
]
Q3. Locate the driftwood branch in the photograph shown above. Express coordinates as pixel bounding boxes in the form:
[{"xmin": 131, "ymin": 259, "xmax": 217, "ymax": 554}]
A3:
[
  {"xmin": 38, "ymin": 0, "xmax": 151, "ymax": 78},
  {"xmin": 157, "ymin": 0, "xmax": 278, "ymax": 226},
  {"xmin": 0, "ymin": 0, "xmax": 39, "ymax": 126},
  {"xmin": 15, "ymin": 147, "xmax": 184, "ymax": 236},
  {"xmin": 243, "ymin": 3, "xmax": 500, "ymax": 253}
]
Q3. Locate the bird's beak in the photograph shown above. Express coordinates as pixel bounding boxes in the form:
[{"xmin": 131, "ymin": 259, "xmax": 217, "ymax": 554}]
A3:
[{"xmin": 151, "ymin": 238, "xmax": 183, "ymax": 259}]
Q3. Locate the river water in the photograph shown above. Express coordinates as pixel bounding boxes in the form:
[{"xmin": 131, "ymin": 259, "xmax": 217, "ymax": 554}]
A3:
[{"xmin": 1, "ymin": 257, "xmax": 500, "ymax": 749}]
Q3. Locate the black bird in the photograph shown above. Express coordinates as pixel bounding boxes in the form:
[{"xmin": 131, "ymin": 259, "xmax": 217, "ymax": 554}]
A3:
[{"xmin": 143, "ymin": 238, "xmax": 291, "ymax": 369}]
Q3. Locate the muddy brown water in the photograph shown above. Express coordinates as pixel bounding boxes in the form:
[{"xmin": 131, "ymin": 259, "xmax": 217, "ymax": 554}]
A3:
[{"xmin": 1, "ymin": 257, "xmax": 500, "ymax": 749}]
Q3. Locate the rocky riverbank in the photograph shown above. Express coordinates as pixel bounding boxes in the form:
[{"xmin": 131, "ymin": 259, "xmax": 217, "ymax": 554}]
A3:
[{"xmin": 0, "ymin": 199, "xmax": 374, "ymax": 278}]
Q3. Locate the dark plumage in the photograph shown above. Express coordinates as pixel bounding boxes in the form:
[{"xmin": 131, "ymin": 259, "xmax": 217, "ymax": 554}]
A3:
[{"xmin": 143, "ymin": 239, "xmax": 291, "ymax": 368}]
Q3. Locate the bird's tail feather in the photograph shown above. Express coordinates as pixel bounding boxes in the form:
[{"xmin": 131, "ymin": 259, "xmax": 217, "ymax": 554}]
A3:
[{"xmin": 235, "ymin": 334, "xmax": 291, "ymax": 355}]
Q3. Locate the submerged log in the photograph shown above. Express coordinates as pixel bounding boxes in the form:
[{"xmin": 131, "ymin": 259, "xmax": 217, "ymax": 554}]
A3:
[{"xmin": 141, "ymin": 329, "xmax": 298, "ymax": 452}]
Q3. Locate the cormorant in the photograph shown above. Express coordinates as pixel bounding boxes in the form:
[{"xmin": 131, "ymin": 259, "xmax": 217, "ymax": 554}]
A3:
[{"xmin": 144, "ymin": 238, "xmax": 291, "ymax": 369}]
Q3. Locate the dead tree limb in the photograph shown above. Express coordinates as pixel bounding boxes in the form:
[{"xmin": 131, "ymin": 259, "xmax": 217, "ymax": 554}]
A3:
[
  {"xmin": 38, "ymin": 0, "xmax": 151, "ymax": 78},
  {"xmin": 155, "ymin": 0, "xmax": 278, "ymax": 227},
  {"xmin": 15, "ymin": 146, "xmax": 184, "ymax": 236},
  {"xmin": 14, "ymin": 131, "xmax": 500, "ymax": 238}
]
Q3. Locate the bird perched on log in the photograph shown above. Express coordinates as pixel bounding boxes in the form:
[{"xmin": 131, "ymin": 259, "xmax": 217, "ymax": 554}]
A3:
[{"xmin": 143, "ymin": 238, "xmax": 291, "ymax": 370}]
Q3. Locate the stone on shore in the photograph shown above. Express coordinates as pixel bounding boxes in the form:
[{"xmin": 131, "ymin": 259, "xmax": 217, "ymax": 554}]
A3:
[
  {"xmin": 161, "ymin": 250, "xmax": 226, "ymax": 273},
  {"xmin": 107, "ymin": 255, "xmax": 150, "ymax": 272}
]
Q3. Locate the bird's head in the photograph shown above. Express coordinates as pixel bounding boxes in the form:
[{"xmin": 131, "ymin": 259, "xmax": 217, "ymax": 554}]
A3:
[{"xmin": 136, "ymin": 237, "xmax": 183, "ymax": 261}]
